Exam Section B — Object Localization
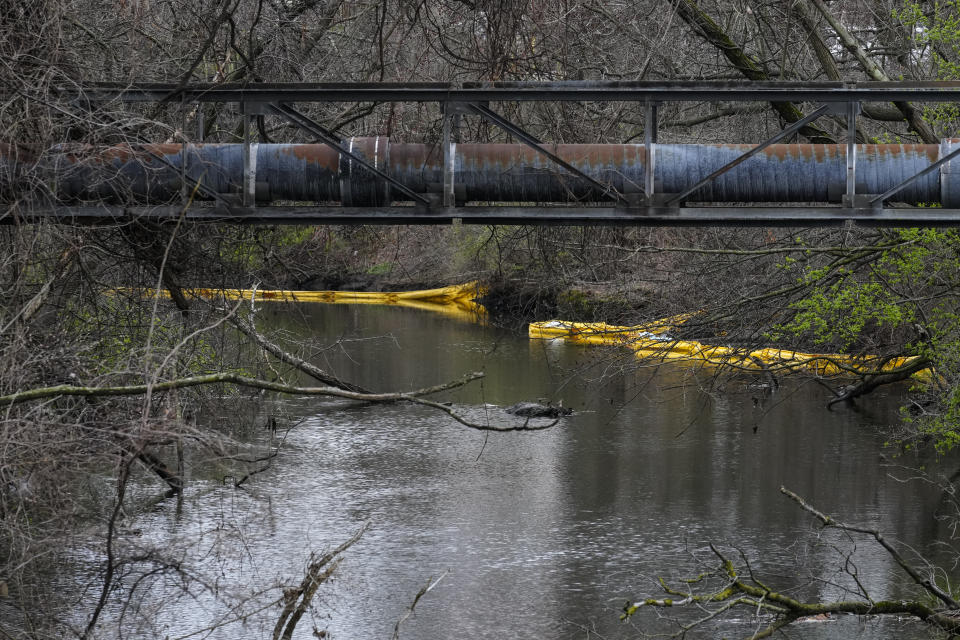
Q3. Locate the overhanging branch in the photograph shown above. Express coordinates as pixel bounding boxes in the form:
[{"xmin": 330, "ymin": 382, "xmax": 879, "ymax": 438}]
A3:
[{"xmin": 228, "ymin": 312, "xmax": 372, "ymax": 394}]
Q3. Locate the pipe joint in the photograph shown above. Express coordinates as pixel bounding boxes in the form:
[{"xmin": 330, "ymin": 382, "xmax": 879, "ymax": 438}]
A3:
[{"xmin": 339, "ymin": 137, "xmax": 391, "ymax": 206}]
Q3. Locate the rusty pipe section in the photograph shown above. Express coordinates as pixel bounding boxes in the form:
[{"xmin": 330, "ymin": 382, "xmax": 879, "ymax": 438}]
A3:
[{"xmin": 4, "ymin": 138, "xmax": 959, "ymax": 206}]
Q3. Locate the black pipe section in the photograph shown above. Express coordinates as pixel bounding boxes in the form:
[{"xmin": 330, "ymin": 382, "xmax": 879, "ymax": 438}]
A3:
[{"xmin": 3, "ymin": 138, "xmax": 959, "ymax": 206}]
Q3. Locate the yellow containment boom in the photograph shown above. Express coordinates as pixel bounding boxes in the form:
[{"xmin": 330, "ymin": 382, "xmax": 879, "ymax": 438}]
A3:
[
  {"xmin": 530, "ymin": 319, "xmax": 928, "ymax": 380},
  {"xmin": 183, "ymin": 282, "xmax": 482, "ymax": 304},
  {"xmin": 130, "ymin": 282, "xmax": 487, "ymax": 323}
]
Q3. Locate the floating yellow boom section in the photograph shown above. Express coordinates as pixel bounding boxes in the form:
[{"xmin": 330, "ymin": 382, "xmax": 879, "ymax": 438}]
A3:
[
  {"xmin": 128, "ymin": 282, "xmax": 487, "ymax": 323},
  {"xmin": 185, "ymin": 282, "xmax": 483, "ymax": 303},
  {"xmin": 125, "ymin": 280, "xmax": 924, "ymax": 380},
  {"xmin": 530, "ymin": 319, "xmax": 927, "ymax": 379}
]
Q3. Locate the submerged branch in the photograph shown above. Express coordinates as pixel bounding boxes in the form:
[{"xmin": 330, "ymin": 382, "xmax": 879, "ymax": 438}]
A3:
[
  {"xmin": 135, "ymin": 449, "xmax": 183, "ymax": 494},
  {"xmin": 273, "ymin": 522, "xmax": 368, "ymax": 640},
  {"xmin": 393, "ymin": 571, "xmax": 449, "ymax": 640}
]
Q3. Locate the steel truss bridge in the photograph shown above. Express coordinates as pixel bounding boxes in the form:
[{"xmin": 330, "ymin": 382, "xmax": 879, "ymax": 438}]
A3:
[{"xmin": 8, "ymin": 81, "xmax": 960, "ymax": 226}]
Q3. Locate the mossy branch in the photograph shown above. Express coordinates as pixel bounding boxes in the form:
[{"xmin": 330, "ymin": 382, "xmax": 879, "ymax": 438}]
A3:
[
  {"xmin": 0, "ymin": 372, "xmax": 466, "ymax": 407},
  {"xmin": 624, "ymin": 490, "xmax": 960, "ymax": 637}
]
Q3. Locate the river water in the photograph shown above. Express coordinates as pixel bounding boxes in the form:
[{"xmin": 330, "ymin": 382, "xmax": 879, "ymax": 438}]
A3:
[{"xmin": 90, "ymin": 302, "xmax": 956, "ymax": 639}]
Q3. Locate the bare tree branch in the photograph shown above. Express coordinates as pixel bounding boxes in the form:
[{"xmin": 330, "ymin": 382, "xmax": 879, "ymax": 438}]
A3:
[
  {"xmin": 807, "ymin": 0, "xmax": 937, "ymax": 142},
  {"xmin": 228, "ymin": 311, "xmax": 372, "ymax": 394},
  {"xmin": 0, "ymin": 371, "xmax": 559, "ymax": 432},
  {"xmin": 272, "ymin": 522, "xmax": 368, "ymax": 640},
  {"xmin": 673, "ymin": 0, "xmax": 836, "ymax": 143},
  {"xmin": 780, "ymin": 486, "xmax": 960, "ymax": 610}
]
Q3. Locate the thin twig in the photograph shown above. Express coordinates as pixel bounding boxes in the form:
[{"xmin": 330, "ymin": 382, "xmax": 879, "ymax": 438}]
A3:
[{"xmin": 392, "ymin": 571, "xmax": 449, "ymax": 640}]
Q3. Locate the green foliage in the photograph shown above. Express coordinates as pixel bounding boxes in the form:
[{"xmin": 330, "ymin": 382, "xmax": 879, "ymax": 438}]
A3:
[
  {"xmin": 217, "ymin": 228, "xmax": 317, "ymax": 274},
  {"xmin": 777, "ymin": 229, "xmax": 960, "ymax": 450},
  {"xmin": 920, "ymin": 385, "xmax": 960, "ymax": 454},
  {"xmin": 896, "ymin": 1, "xmax": 960, "ymax": 78},
  {"xmin": 779, "ymin": 280, "xmax": 910, "ymax": 349},
  {"xmin": 867, "ymin": 132, "xmax": 902, "ymax": 144},
  {"xmin": 773, "ymin": 229, "xmax": 952, "ymax": 350},
  {"xmin": 366, "ymin": 261, "xmax": 393, "ymax": 276},
  {"xmin": 218, "ymin": 238, "xmax": 264, "ymax": 272}
]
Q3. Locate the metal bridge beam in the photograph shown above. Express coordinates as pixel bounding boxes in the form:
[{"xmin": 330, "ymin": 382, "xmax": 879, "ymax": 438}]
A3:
[
  {"xmin": 60, "ymin": 80, "xmax": 960, "ymax": 104},
  {"xmin": 11, "ymin": 205, "xmax": 960, "ymax": 227}
]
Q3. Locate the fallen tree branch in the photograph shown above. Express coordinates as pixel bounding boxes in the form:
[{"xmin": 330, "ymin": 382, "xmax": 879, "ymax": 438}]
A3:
[
  {"xmin": 623, "ymin": 488, "xmax": 960, "ymax": 637},
  {"xmin": 228, "ymin": 311, "xmax": 372, "ymax": 394},
  {"xmin": 625, "ymin": 545, "xmax": 960, "ymax": 637},
  {"xmin": 136, "ymin": 449, "xmax": 183, "ymax": 494},
  {"xmin": 393, "ymin": 571, "xmax": 449, "ymax": 640},
  {"xmin": 0, "ymin": 371, "xmax": 557, "ymax": 432},
  {"xmin": 0, "ymin": 371, "xmax": 478, "ymax": 407},
  {"xmin": 673, "ymin": 0, "xmax": 835, "ymax": 143},
  {"xmin": 807, "ymin": 0, "xmax": 937, "ymax": 143}
]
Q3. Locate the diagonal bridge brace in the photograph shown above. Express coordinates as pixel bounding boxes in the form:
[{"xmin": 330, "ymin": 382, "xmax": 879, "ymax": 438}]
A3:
[
  {"xmin": 463, "ymin": 102, "xmax": 628, "ymax": 205},
  {"xmin": 869, "ymin": 144, "xmax": 960, "ymax": 206},
  {"xmin": 266, "ymin": 102, "xmax": 430, "ymax": 206},
  {"xmin": 666, "ymin": 103, "xmax": 833, "ymax": 207}
]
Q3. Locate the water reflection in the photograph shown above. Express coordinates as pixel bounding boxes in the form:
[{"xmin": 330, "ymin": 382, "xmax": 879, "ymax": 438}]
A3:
[{"xmin": 88, "ymin": 302, "xmax": 957, "ymax": 639}]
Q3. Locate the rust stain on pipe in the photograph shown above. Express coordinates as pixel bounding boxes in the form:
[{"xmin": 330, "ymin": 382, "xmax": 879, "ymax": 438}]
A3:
[
  {"xmin": 756, "ymin": 143, "xmax": 938, "ymax": 162},
  {"xmin": 280, "ymin": 144, "xmax": 339, "ymax": 170}
]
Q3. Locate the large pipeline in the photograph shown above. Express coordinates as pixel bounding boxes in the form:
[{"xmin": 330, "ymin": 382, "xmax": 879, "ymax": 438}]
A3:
[{"xmin": 5, "ymin": 138, "xmax": 960, "ymax": 206}]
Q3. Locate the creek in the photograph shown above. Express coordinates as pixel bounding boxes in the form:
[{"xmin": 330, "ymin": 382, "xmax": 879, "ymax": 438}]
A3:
[{"xmin": 89, "ymin": 302, "xmax": 956, "ymax": 639}]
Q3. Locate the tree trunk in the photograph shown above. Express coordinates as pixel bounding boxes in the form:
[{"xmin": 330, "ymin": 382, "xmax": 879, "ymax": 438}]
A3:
[
  {"xmin": 674, "ymin": 0, "xmax": 837, "ymax": 143},
  {"xmin": 807, "ymin": 0, "xmax": 938, "ymax": 143}
]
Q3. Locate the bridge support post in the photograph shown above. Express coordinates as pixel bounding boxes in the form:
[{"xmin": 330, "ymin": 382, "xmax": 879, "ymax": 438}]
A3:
[
  {"xmin": 644, "ymin": 102, "xmax": 658, "ymax": 202},
  {"xmin": 241, "ymin": 104, "xmax": 255, "ymax": 207},
  {"xmin": 442, "ymin": 103, "xmax": 460, "ymax": 210},
  {"xmin": 843, "ymin": 99, "xmax": 861, "ymax": 208}
]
